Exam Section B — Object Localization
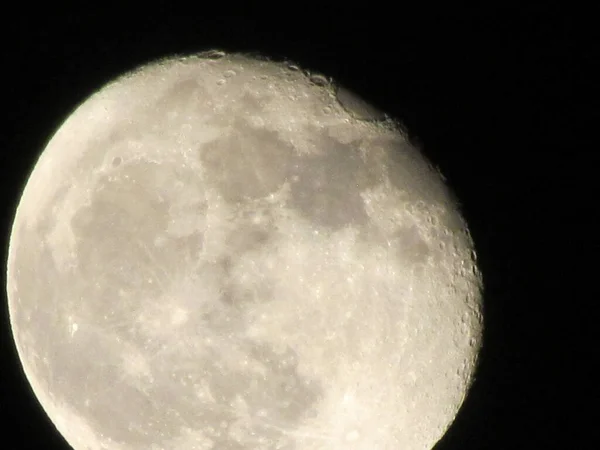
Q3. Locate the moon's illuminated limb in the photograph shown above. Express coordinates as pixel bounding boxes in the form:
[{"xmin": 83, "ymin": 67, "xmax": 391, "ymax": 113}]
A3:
[{"xmin": 6, "ymin": 51, "xmax": 483, "ymax": 450}]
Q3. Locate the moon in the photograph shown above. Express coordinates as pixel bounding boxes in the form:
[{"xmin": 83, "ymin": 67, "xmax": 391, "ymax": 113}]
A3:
[{"xmin": 6, "ymin": 51, "xmax": 483, "ymax": 449}]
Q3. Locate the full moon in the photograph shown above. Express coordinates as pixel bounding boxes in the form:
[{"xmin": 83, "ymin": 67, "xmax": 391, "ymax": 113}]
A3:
[{"xmin": 6, "ymin": 51, "xmax": 483, "ymax": 449}]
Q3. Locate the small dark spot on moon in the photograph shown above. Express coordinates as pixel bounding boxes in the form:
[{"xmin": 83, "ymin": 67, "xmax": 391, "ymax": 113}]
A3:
[
  {"xmin": 227, "ymin": 227, "xmax": 271, "ymax": 255},
  {"xmin": 218, "ymin": 256, "xmax": 233, "ymax": 276},
  {"xmin": 111, "ymin": 156, "xmax": 122, "ymax": 167}
]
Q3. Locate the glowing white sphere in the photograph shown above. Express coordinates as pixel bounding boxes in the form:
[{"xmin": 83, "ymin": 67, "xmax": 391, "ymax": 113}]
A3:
[{"xmin": 6, "ymin": 51, "xmax": 483, "ymax": 450}]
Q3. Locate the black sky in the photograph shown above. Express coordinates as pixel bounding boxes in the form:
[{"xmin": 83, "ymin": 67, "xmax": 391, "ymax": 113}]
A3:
[{"xmin": 0, "ymin": 6, "xmax": 592, "ymax": 450}]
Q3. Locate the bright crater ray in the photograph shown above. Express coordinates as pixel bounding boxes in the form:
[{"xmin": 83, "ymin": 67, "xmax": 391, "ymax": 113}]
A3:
[{"xmin": 6, "ymin": 51, "xmax": 483, "ymax": 450}]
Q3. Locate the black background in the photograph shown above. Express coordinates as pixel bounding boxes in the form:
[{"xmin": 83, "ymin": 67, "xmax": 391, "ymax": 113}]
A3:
[{"xmin": 0, "ymin": 6, "xmax": 592, "ymax": 450}]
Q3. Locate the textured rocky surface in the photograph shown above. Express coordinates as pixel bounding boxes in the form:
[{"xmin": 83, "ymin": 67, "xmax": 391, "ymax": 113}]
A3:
[{"xmin": 7, "ymin": 53, "xmax": 482, "ymax": 449}]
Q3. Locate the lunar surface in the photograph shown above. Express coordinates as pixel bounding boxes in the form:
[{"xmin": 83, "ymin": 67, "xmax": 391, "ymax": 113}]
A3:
[{"xmin": 6, "ymin": 51, "xmax": 483, "ymax": 449}]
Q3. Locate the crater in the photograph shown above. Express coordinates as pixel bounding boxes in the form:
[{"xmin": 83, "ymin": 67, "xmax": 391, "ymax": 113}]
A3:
[{"xmin": 199, "ymin": 49, "xmax": 227, "ymax": 60}]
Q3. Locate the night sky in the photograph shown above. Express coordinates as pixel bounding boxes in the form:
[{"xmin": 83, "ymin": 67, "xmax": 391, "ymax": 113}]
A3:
[{"xmin": 0, "ymin": 6, "xmax": 591, "ymax": 449}]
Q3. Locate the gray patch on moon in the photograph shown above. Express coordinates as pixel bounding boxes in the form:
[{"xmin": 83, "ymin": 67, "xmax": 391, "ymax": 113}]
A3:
[
  {"xmin": 384, "ymin": 138, "xmax": 453, "ymax": 208},
  {"xmin": 286, "ymin": 132, "xmax": 374, "ymax": 229},
  {"xmin": 157, "ymin": 78, "xmax": 204, "ymax": 109},
  {"xmin": 237, "ymin": 92, "xmax": 276, "ymax": 120},
  {"xmin": 199, "ymin": 117, "xmax": 293, "ymax": 204},
  {"xmin": 393, "ymin": 224, "xmax": 432, "ymax": 265}
]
